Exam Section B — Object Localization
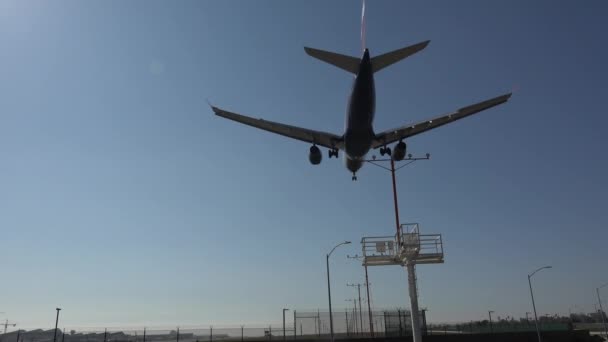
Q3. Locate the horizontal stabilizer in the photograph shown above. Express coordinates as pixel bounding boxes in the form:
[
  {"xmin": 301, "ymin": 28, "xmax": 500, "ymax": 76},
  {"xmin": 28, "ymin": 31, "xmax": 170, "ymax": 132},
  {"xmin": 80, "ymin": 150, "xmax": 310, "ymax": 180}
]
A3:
[
  {"xmin": 304, "ymin": 47, "xmax": 360, "ymax": 74},
  {"xmin": 371, "ymin": 40, "xmax": 430, "ymax": 73}
]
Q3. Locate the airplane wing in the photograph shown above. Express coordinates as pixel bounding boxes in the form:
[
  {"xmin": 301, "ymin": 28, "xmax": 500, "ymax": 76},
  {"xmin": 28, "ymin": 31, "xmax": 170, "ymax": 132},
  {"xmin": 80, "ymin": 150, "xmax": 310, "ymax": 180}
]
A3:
[
  {"xmin": 372, "ymin": 93, "xmax": 512, "ymax": 148},
  {"xmin": 211, "ymin": 105, "xmax": 344, "ymax": 150}
]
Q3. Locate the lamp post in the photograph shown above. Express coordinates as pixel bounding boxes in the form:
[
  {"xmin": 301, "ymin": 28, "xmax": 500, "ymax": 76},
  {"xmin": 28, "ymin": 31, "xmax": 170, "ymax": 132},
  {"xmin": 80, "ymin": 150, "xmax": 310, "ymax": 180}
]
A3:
[
  {"xmin": 53, "ymin": 308, "xmax": 61, "ymax": 342},
  {"xmin": 488, "ymin": 311, "xmax": 494, "ymax": 334},
  {"xmin": 596, "ymin": 283, "xmax": 608, "ymax": 339},
  {"xmin": 283, "ymin": 308, "xmax": 289, "ymax": 341},
  {"xmin": 528, "ymin": 266, "xmax": 552, "ymax": 342},
  {"xmin": 327, "ymin": 241, "xmax": 351, "ymax": 342}
]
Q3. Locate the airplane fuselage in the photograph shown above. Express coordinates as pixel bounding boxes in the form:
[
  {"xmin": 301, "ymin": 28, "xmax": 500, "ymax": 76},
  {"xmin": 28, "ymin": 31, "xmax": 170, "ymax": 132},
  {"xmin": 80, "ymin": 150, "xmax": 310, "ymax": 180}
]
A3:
[{"xmin": 344, "ymin": 49, "xmax": 375, "ymax": 173}]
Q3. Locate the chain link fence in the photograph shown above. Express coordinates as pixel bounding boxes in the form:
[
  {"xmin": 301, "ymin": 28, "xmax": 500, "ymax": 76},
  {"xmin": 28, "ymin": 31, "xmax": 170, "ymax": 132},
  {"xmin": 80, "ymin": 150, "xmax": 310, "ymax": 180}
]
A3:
[
  {"xmin": 290, "ymin": 308, "xmax": 427, "ymax": 338},
  {"xmin": 1, "ymin": 310, "xmax": 585, "ymax": 342},
  {"xmin": 0, "ymin": 308, "xmax": 421, "ymax": 342}
]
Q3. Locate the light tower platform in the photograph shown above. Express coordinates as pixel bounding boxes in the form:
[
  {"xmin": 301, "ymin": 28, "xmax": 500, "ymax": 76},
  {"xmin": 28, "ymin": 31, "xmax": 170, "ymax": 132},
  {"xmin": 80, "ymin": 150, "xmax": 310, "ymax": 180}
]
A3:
[
  {"xmin": 361, "ymin": 223, "xmax": 444, "ymax": 267},
  {"xmin": 360, "ymin": 223, "xmax": 444, "ymax": 342}
]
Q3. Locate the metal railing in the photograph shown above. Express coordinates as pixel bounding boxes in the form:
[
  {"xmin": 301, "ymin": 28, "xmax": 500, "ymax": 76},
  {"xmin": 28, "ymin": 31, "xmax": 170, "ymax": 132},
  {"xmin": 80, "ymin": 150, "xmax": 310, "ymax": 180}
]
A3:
[{"xmin": 361, "ymin": 224, "xmax": 444, "ymax": 266}]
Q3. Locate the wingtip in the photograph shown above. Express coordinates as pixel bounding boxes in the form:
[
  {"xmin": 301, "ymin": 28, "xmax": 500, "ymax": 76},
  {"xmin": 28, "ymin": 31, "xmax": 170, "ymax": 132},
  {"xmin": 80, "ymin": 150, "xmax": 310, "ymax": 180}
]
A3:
[
  {"xmin": 510, "ymin": 84, "xmax": 520, "ymax": 95},
  {"xmin": 414, "ymin": 40, "xmax": 431, "ymax": 50},
  {"xmin": 206, "ymin": 99, "xmax": 222, "ymax": 115},
  {"xmin": 303, "ymin": 46, "xmax": 314, "ymax": 56}
]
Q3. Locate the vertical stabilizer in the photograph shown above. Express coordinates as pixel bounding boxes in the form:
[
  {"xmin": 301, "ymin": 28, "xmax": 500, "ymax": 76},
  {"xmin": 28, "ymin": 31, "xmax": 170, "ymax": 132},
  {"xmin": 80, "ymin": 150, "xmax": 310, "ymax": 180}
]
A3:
[{"xmin": 361, "ymin": 0, "xmax": 366, "ymax": 52}]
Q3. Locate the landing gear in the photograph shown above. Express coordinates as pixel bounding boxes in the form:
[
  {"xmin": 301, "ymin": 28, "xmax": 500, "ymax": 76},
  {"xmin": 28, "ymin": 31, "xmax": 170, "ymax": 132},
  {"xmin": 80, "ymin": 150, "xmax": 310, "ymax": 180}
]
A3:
[
  {"xmin": 379, "ymin": 146, "xmax": 391, "ymax": 156},
  {"xmin": 352, "ymin": 173, "xmax": 357, "ymax": 181},
  {"xmin": 328, "ymin": 149, "xmax": 339, "ymax": 158}
]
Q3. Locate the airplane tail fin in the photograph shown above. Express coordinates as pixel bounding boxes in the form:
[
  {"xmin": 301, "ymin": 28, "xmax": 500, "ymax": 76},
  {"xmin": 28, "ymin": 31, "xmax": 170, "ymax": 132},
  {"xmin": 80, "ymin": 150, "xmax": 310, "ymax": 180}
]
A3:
[
  {"xmin": 303, "ymin": 47, "xmax": 360, "ymax": 74},
  {"xmin": 361, "ymin": 0, "xmax": 366, "ymax": 52},
  {"xmin": 305, "ymin": 2, "xmax": 428, "ymax": 75},
  {"xmin": 371, "ymin": 40, "xmax": 430, "ymax": 73}
]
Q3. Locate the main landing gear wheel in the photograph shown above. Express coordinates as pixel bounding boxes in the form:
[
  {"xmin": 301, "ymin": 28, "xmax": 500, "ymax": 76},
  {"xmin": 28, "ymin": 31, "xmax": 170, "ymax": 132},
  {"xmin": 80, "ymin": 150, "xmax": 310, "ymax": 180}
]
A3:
[
  {"xmin": 352, "ymin": 173, "xmax": 357, "ymax": 181},
  {"xmin": 328, "ymin": 149, "xmax": 339, "ymax": 158},
  {"xmin": 379, "ymin": 146, "xmax": 391, "ymax": 156}
]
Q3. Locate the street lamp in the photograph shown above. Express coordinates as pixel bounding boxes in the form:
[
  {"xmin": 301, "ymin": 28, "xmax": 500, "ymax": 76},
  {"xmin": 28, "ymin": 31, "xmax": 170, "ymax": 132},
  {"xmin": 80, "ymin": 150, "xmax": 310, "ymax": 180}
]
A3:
[
  {"xmin": 488, "ymin": 311, "xmax": 494, "ymax": 334},
  {"xmin": 528, "ymin": 266, "xmax": 552, "ymax": 342},
  {"xmin": 53, "ymin": 308, "xmax": 62, "ymax": 342},
  {"xmin": 282, "ymin": 308, "xmax": 289, "ymax": 341},
  {"xmin": 326, "ymin": 241, "xmax": 351, "ymax": 342},
  {"xmin": 596, "ymin": 283, "xmax": 608, "ymax": 339}
]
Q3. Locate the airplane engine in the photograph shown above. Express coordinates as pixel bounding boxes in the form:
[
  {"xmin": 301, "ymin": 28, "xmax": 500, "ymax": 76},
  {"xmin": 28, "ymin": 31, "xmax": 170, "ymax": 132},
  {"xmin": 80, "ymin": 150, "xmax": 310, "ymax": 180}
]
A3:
[
  {"xmin": 309, "ymin": 145, "xmax": 322, "ymax": 165},
  {"xmin": 392, "ymin": 141, "xmax": 407, "ymax": 161}
]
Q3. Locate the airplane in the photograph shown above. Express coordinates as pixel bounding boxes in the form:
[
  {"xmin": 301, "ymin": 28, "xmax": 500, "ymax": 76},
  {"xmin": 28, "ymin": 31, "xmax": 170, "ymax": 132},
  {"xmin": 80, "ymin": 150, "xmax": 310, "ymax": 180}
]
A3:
[{"xmin": 211, "ymin": 5, "xmax": 511, "ymax": 181}]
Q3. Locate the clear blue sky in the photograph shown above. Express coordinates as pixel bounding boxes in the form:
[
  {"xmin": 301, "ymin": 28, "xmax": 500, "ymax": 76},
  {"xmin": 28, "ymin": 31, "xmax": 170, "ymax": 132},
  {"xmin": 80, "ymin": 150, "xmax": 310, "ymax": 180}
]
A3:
[{"xmin": 1, "ymin": 0, "xmax": 607, "ymax": 329}]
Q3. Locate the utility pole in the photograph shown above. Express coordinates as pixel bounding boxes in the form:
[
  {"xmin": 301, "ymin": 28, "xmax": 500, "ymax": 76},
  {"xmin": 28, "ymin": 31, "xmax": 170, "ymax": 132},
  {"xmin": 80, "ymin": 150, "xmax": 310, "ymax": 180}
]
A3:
[
  {"xmin": 3, "ymin": 320, "xmax": 17, "ymax": 334},
  {"xmin": 596, "ymin": 283, "xmax": 608, "ymax": 339},
  {"xmin": 488, "ymin": 311, "xmax": 494, "ymax": 334},
  {"xmin": 345, "ymin": 310, "xmax": 349, "ymax": 336},
  {"xmin": 347, "ymin": 283, "xmax": 364, "ymax": 335},
  {"xmin": 353, "ymin": 305, "xmax": 358, "ymax": 334},
  {"xmin": 282, "ymin": 308, "xmax": 289, "ymax": 341},
  {"xmin": 363, "ymin": 268, "xmax": 373, "ymax": 337},
  {"xmin": 346, "ymin": 299, "xmax": 358, "ymax": 334},
  {"xmin": 293, "ymin": 311, "xmax": 296, "ymax": 340},
  {"xmin": 347, "ymin": 255, "xmax": 375, "ymax": 337},
  {"xmin": 53, "ymin": 308, "xmax": 61, "ymax": 342}
]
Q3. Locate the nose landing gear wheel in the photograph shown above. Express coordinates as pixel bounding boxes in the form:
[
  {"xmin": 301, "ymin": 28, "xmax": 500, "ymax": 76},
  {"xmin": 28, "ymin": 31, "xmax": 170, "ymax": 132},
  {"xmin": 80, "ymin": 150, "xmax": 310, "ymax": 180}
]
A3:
[{"xmin": 352, "ymin": 173, "xmax": 357, "ymax": 181}]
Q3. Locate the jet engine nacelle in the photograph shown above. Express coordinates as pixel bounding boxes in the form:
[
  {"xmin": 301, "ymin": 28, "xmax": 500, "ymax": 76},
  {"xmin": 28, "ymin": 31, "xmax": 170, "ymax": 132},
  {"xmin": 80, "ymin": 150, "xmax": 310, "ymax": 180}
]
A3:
[
  {"xmin": 309, "ymin": 145, "xmax": 322, "ymax": 165},
  {"xmin": 392, "ymin": 141, "xmax": 407, "ymax": 161}
]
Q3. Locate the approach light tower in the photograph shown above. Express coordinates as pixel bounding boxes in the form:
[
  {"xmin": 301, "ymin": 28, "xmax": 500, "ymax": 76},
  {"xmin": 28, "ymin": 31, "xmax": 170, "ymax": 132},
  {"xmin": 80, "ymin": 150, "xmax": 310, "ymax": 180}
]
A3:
[{"xmin": 360, "ymin": 153, "xmax": 442, "ymax": 342}]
